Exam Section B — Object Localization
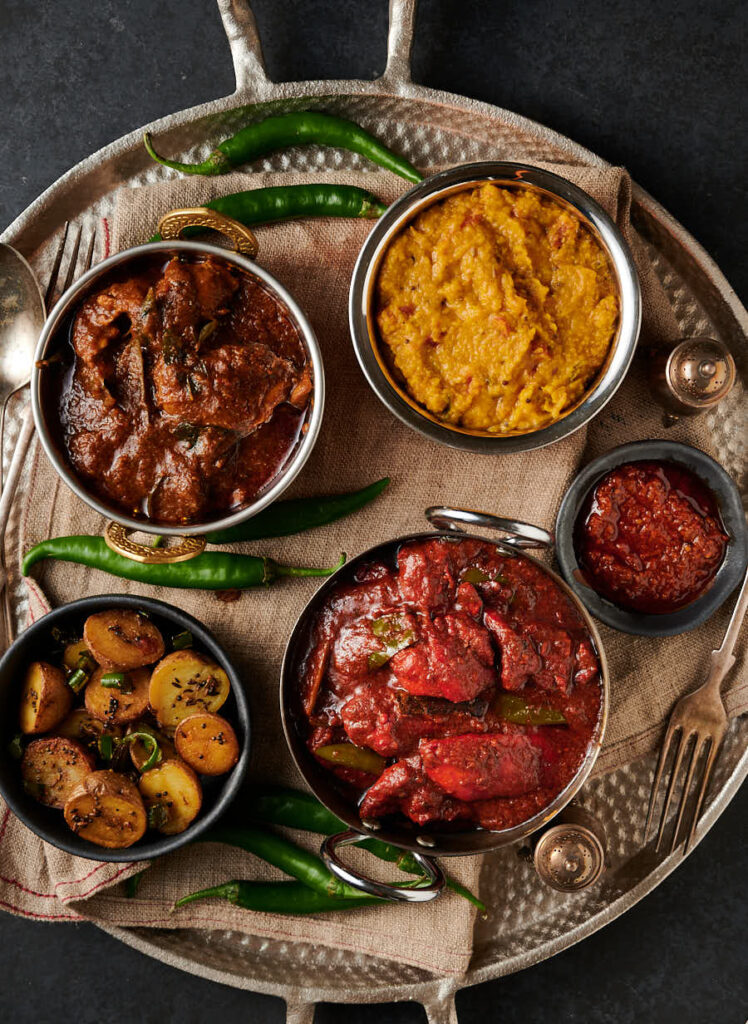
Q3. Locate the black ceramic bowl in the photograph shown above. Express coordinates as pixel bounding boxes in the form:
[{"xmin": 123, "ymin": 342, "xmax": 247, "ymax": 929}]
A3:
[
  {"xmin": 555, "ymin": 440, "xmax": 748, "ymax": 637},
  {"xmin": 0, "ymin": 595, "xmax": 250, "ymax": 861}
]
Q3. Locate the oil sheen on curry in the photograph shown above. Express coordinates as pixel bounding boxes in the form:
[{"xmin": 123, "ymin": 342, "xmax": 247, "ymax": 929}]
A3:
[
  {"xmin": 375, "ymin": 184, "xmax": 619, "ymax": 434},
  {"xmin": 298, "ymin": 537, "xmax": 603, "ymax": 831},
  {"xmin": 44, "ymin": 253, "xmax": 312, "ymax": 525}
]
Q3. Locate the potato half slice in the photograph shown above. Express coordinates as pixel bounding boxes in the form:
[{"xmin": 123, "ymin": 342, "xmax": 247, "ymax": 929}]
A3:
[
  {"xmin": 84, "ymin": 667, "xmax": 150, "ymax": 726},
  {"xmin": 19, "ymin": 661, "xmax": 73, "ymax": 735},
  {"xmin": 174, "ymin": 712, "xmax": 240, "ymax": 776},
  {"xmin": 57, "ymin": 708, "xmax": 123, "ymax": 749},
  {"xmin": 83, "ymin": 610, "xmax": 164, "ymax": 671},
  {"xmin": 64, "ymin": 770, "xmax": 147, "ymax": 849},
  {"xmin": 148, "ymin": 651, "xmax": 230, "ymax": 730},
  {"xmin": 138, "ymin": 759, "xmax": 202, "ymax": 835},
  {"xmin": 62, "ymin": 639, "xmax": 95, "ymax": 672},
  {"xmin": 21, "ymin": 737, "xmax": 95, "ymax": 809}
]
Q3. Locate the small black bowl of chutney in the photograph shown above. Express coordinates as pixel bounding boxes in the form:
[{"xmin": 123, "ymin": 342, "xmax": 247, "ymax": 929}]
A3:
[{"xmin": 555, "ymin": 441, "xmax": 747, "ymax": 636}]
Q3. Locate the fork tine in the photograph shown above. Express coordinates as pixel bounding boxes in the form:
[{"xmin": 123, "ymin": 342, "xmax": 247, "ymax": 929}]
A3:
[
  {"xmin": 655, "ymin": 727, "xmax": 687, "ymax": 853},
  {"xmin": 669, "ymin": 733, "xmax": 701, "ymax": 855},
  {"xmin": 685, "ymin": 737, "xmax": 719, "ymax": 854},
  {"xmin": 82, "ymin": 228, "xmax": 97, "ymax": 272},
  {"xmin": 59, "ymin": 225, "xmax": 83, "ymax": 295},
  {"xmin": 644, "ymin": 723, "xmax": 676, "ymax": 842},
  {"xmin": 44, "ymin": 221, "xmax": 70, "ymax": 308}
]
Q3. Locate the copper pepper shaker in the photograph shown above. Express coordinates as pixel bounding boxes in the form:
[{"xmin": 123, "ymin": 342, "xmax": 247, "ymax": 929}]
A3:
[
  {"xmin": 531, "ymin": 805, "xmax": 607, "ymax": 892},
  {"xmin": 649, "ymin": 337, "xmax": 736, "ymax": 424}
]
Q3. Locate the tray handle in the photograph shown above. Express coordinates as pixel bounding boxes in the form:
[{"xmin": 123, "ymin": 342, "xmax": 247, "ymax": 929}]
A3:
[
  {"xmin": 425, "ymin": 506, "xmax": 554, "ymax": 550},
  {"xmin": 321, "ymin": 830, "xmax": 445, "ymax": 902},
  {"xmin": 380, "ymin": 0, "xmax": 417, "ymax": 91},
  {"xmin": 216, "ymin": 0, "xmax": 273, "ymax": 100}
]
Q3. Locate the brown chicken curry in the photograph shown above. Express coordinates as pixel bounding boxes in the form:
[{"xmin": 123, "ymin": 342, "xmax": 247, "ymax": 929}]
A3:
[{"xmin": 43, "ymin": 253, "xmax": 312, "ymax": 525}]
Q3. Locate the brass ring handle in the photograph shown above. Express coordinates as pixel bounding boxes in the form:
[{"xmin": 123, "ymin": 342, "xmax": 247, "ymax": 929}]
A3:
[
  {"xmin": 158, "ymin": 207, "xmax": 260, "ymax": 259},
  {"xmin": 104, "ymin": 522, "xmax": 206, "ymax": 564}
]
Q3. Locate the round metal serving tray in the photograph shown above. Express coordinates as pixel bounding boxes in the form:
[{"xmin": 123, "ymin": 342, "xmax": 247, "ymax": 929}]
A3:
[{"xmin": 1, "ymin": 1, "xmax": 746, "ymax": 1020}]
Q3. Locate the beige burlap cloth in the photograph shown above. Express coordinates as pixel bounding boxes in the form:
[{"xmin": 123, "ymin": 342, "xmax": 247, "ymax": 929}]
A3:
[{"xmin": 1, "ymin": 165, "xmax": 745, "ymax": 976}]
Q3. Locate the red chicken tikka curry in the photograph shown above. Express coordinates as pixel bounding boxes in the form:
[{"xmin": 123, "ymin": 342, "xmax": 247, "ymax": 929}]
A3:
[
  {"xmin": 299, "ymin": 537, "xmax": 603, "ymax": 831},
  {"xmin": 45, "ymin": 253, "xmax": 312, "ymax": 525}
]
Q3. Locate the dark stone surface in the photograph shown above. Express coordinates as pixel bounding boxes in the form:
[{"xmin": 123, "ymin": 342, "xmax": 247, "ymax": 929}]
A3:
[{"xmin": 0, "ymin": 1, "xmax": 745, "ymax": 1021}]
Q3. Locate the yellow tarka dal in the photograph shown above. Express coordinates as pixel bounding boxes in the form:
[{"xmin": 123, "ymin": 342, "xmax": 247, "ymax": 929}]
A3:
[{"xmin": 375, "ymin": 184, "xmax": 619, "ymax": 434}]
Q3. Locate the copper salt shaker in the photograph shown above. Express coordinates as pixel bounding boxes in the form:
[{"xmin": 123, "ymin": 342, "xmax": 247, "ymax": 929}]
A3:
[
  {"xmin": 649, "ymin": 337, "xmax": 736, "ymax": 423},
  {"xmin": 532, "ymin": 805, "xmax": 607, "ymax": 892}
]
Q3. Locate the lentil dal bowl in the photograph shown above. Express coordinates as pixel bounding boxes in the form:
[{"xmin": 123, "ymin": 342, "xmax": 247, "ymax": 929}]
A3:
[{"xmin": 350, "ymin": 162, "xmax": 641, "ymax": 454}]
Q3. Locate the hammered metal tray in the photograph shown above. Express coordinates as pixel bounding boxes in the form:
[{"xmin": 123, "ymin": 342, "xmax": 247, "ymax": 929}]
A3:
[{"xmin": 2, "ymin": 2, "xmax": 746, "ymax": 1020}]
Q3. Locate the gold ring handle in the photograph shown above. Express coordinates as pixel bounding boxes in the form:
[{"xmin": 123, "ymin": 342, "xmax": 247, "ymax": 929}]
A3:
[
  {"xmin": 158, "ymin": 207, "xmax": 260, "ymax": 258},
  {"xmin": 104, "ymin": 522, "xmax": 206, "ymax": 564}
]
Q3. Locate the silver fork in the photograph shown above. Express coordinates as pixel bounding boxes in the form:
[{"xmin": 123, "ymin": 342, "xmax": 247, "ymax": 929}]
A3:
[
  {"xmin": 0, "ymin": 222, "xmax": 97, "ymax": 645},
  {"xmin": 645, "ymin": 565, "xmax": 748, "ymax": 855},
  {"xmin": 0, "ymin": 223, "xmax": 97, "ymax": 483}
]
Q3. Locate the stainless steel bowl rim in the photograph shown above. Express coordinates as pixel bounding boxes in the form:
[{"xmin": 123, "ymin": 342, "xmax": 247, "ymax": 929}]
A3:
[
  {"xmin": 31, "ymin": 239, "xmax": 325, "ymax": 536},
  {"xmin": 280, "ymin": 526, "xmax": 610, "ymax": 858},
  {"xmin": 555, "ymin": 439, "xmax": 748, "ymax": 636},
  {"xmin": 349, "ymin": 161, "xmax": 642, "ymax": 455}
]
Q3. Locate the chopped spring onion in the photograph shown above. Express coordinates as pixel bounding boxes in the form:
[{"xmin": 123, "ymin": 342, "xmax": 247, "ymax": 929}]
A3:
[
  {"xmin": 98, "ymin": 734, "xmax": 114, "ymax": 760},
  {"xmin": 126, "ymin": 731, "xmax": 161, "ymax": 772},
  {"xmin": 101, "ymin": 672, "xmax": 133, "ymax": 693},
  {"xmin": 147, "ymin": 804, "xmax": 169, "ymax": 830},
  {"xmin": 172, "ymin": 630, "xmax": 193, "ymax": 651},
  {"xmin": 8, "ymin": 734, "xmax": 24, "ymax": 760},
  {"xmin": 67, "ymin": 668, "xmax": 90, "ymax": 694}
]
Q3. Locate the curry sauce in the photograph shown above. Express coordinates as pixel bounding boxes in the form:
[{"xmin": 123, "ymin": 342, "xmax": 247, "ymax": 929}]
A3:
[{"xmin": 43, "ymin": 254, "xmax": 312, "ymax": 525}]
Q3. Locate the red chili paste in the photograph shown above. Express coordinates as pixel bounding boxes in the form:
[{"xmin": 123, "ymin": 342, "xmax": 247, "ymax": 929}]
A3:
[{"xmin": 576, "ymin": 460, "xmax": 728, "ymax": 614}]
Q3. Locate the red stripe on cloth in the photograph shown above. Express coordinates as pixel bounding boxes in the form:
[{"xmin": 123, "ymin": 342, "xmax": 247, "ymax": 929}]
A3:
[
  {"xmin": 0, "ymin": 897, "xmax": 79, "ymax": 921},
  {"xmin": 102, "ymin": 217, "xmax": 111, "ymax": 258}
]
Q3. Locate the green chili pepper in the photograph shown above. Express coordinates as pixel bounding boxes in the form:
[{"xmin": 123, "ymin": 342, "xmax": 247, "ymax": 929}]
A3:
[
  {"xmin": 174, "ymin": 879, "xmax": 382, "ymax": 914},
  {"xmin": 200, "ymin": 825, "xmax": 376, "ymax": 903},
  {"xmin": 461, "ymin": 567, "xmax": 490, "ymax": 584},
  {"xmin": 101, "ymin": 672, "xmax": 129, "ymax": 689},
  {"xmin": 494, "ymin": 693, "xmax": 566, "ymax": 726},
  {"xmin": 205, "ymin": 478, "xmax": 390, "ymax": 545},
  {"xmin": 144, "ymin": 111, "xmax": 422, "ymax": 183},
  {"xmin": 148, "ymin": 185, "xmax": 389, "ymax": 244},
  {"xmin": 124, "ymin": 870, "xmax": 146, "ymax": 899},
  {"xmin": 67, "ymin": 667, "xmax": 89, "ymax": 694},
  {"xmin": 172, "ymin": 630, "xmax": 193, "ymax": 651},
  {"xmin": 367, "ymin": 613, "xmax": 415, "ymax": 670},
  {"xmin": 22, "ymin": 537, "xmax": 345, "ymax": 591},
  {"xmin": 314, "ymin": 744, "xmax": 386, "ymax": 776},
  {"xmin": 244, "ymin": 787, "xmax": 486, "ymax": 913}
]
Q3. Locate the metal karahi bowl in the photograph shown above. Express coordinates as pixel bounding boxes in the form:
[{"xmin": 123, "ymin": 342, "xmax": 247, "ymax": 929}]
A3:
[
  {"xmin": 349, "ymin": 161, "xmax": 642, "ymax": 454},
  {"xmin": 0, "ymin": 594, "xmax": 251, "ymax": 862},
  {"xmin": 280, "ymin": 510, "xmax": 609, "ymax": 901},
  {"xmin": 555, "ymin": 440, "xmax": 748, "ymax": 637},
  {"xmin": 31, "ymin": 210, "xmax": 325, "ymax": 558}
]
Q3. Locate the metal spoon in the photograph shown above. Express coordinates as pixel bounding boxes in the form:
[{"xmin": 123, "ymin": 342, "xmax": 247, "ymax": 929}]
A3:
[
  {"xmin": 0, "ymin": 243, "xmax": 44, "ymax": 650},
  {"xmin": 0, "ymin": 243, "xmax": 45, "ymax": 485}
]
